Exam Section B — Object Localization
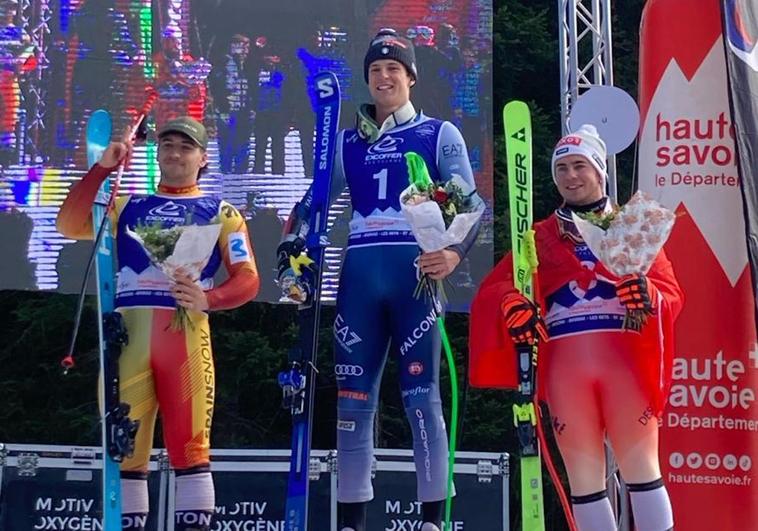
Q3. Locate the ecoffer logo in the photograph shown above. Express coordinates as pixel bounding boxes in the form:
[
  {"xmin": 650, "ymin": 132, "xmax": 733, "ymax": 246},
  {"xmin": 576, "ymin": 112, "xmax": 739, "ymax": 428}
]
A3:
[
  {"xmin": 148, "ymin": 201, "xmax": 187, "ymax": 219},
  {"xmin": 365, "ymin": 136, "xmax": 404, "ymax": 162}
]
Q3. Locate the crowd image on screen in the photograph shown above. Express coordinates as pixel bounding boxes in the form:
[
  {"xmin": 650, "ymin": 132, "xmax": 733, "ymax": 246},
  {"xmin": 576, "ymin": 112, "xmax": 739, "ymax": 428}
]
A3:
[{"xmin": 0, "ymin": 0, "xmax": 492, "ymax": 304}]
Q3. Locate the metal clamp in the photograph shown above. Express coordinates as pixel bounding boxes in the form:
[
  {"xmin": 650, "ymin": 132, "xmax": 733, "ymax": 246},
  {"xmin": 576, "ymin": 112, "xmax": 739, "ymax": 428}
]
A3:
[
  {"xmin": 326, "ymin": 449, "xmax": 338, "ymax": 474},
  {"xmin": 309, "ymin": 456, "xmax": 322, "ymax": 481},
  {"xmin": 477, "ymin": 459, "xmax": 494, "ymax": 483},
  {"xmin": 18, "ymin": 453, "xmax": 39, "ymax": 477},
  {"xmin": 71, "ymin": 447, "xmax": 96, "ymax": 466}
]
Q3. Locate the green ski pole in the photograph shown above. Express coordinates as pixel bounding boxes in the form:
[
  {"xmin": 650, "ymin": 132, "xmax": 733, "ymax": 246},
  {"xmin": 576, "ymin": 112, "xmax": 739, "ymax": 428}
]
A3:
[{"xmin": 405, "ymin": 152, "xmax": 459, "ymax": 530}]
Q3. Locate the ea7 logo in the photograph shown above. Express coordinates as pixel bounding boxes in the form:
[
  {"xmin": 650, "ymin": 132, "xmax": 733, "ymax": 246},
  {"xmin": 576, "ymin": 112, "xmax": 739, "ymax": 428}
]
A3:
[{"xmin": 317, "ymin": 77, "xmax": 335, "ymax": 98}]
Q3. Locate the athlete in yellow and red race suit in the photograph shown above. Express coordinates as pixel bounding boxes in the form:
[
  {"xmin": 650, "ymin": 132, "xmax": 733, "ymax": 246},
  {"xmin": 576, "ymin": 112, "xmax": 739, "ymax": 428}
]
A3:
[{"xmin": 57, "ymin": 116, "xmax": 260, "ymax": 531}]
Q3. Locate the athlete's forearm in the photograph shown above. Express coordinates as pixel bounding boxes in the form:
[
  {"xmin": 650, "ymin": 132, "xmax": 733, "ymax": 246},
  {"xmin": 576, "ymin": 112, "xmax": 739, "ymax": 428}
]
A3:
[
  {"xmin": 206, "ymin": 266, "xmax": 260, "ymax": 310},
  {"xmin": 56, "ymin": 163, "xmax": 115, "ymax": 240},
  {"xmin": 447, "ymin": 217, "xmax": 481, "ymax": 259},
  {"xmin": 436, "ymin": 121, "xmax": 483, "ymax": 258}
]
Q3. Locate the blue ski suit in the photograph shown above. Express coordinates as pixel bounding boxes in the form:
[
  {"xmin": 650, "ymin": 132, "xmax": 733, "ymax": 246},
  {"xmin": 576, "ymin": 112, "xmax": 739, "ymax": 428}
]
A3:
[{"xmin": 284, "ymin": 102, "xmax": 480, "ymax": 503}]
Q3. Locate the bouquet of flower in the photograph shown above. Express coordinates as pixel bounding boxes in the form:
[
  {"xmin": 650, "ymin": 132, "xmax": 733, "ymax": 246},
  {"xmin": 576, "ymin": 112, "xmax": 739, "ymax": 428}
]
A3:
[
  {"xmin": 399, "ymin": 152, "xmax": 484, "ymax": 303},
  {"xmin": 126, "ymin": 221, "xmax": 222, "ymax": 331},
  {"xmin": 571, "ymin": 191, "xmax": 676, "ymax": 330}
]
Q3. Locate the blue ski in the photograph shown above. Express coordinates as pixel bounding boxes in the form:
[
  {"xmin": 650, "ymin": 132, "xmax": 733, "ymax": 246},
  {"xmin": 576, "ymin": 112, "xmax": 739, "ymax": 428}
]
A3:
[
  {"xmin": 279, "ymin": 72, "xmax": 341, "ymax": 531},
  {"xmin": 86, "ymin": 110, "xmax": 139, "ymax": 530}
]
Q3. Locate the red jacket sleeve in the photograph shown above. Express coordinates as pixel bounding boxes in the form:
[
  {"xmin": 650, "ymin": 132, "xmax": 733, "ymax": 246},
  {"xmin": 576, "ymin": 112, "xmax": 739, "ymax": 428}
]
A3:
[
  {"xmin": 469, "ymin": 252, "xmax": 521, "ymax": 388},
  {"xmin": 641, "ymin": 248, "xmax": 684, "ymax": 415},
  {"xmin": 205, "ymin": 201, "xmax": 260, "ymax": 310},
  {"xmin": 56, "ymin": 163, "xmax": 115, "ymax": 240}
]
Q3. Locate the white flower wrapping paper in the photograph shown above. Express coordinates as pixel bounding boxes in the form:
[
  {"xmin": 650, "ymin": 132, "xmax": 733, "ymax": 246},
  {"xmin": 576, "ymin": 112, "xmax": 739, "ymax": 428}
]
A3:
[
  {"xmin": 125, "ymin": 223, "xmax": 222, "ymax": 280},
  {"xmin": 571, "ymin": 191, "xmax": 676, "ymax": 276},
  {"xmin": 399, "ymin": 175, "xmax": 485, "ymax": 252}
]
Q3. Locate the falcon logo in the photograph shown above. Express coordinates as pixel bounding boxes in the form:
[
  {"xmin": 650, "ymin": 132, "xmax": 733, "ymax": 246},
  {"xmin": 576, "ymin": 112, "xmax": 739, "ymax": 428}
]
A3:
[{"xmin": 725, "ymin": 0, "xmax": 758, "ymax": 71}]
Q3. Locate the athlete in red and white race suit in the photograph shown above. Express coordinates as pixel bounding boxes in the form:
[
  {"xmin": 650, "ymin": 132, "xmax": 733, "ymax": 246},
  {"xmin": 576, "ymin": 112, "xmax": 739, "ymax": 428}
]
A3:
[
  {"xmin": 469, "ymin": 125, "xmax": 683, "ymax": 531},
  {"xmin": 57, "ymin": 117, "xmax": 260, "ymax": 531}
]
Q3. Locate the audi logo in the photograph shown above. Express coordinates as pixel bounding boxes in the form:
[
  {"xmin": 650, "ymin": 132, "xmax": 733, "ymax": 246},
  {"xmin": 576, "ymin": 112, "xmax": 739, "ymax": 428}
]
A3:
[{"xmin": 335, "ymin": 364, "xmax": 364, "ymax": 376}]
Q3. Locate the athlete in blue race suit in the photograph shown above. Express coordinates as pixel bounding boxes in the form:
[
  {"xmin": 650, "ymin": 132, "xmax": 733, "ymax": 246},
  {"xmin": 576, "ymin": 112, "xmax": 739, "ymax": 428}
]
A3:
[{"xmin": 277, "ymin": 30, "xmax": 482, "ymax": 531}]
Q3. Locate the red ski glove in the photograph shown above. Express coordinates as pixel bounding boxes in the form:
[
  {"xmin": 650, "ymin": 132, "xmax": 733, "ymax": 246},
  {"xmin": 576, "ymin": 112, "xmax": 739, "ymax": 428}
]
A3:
[
  {"xmin": 615, "ymin": 273, "xmax": 657, "ymax": 313},
  {"xmin": 501, "ymin": 292, "xmax": 548, "ymax": 346}
]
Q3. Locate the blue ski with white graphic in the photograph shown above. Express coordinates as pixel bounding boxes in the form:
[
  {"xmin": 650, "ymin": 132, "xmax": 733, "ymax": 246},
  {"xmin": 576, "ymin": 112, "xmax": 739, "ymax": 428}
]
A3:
[
  {"xmin": 86, "ymin": 110, "xmax": 139, "ymax": 530},
  {"xmin": 279, "ymin": 71, "xmax": 341, "ymax": 531}
]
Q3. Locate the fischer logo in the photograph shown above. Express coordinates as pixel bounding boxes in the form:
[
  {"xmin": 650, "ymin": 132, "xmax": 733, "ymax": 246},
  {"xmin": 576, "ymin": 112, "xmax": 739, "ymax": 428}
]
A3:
[{"xmin": 335, "ymin": 364, "xmax": 364, "ymax": 378}]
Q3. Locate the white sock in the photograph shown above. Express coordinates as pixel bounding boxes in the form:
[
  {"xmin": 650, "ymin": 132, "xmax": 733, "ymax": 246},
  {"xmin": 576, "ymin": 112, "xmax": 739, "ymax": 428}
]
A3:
[
  {"xmin": 628, "ymin": 479, "xmax": 674, "ymax": 531},
  {"xmin": 121, "ymin": 477, "xmax": 149, "ymax": 515},
  {"xmin": 121, "ymin": 477, "xmax": 149, "ymax": 530},
  {"xmin": 572, "ymin": 490, "xmax": 616, "ymax": 531},
  {"xmin": 175, "ymin": 470, "xmax": 215, "ymax": 512}
]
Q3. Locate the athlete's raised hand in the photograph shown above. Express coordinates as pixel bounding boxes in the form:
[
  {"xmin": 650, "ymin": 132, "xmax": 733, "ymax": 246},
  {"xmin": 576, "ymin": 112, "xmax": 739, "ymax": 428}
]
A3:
[{"xmin": 99, "ymin": 128, "xmax": 135, "ymax": 169}]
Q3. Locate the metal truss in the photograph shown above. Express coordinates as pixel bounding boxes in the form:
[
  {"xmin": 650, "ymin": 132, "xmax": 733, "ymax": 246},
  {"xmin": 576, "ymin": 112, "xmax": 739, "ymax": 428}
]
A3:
[
  {"xmin": 18, "ymin": 0, "xmax": 51, "ymax": 163},
  {"xmin": 557, "ymin": 0, "xmax": 618, "ymax": 200}
]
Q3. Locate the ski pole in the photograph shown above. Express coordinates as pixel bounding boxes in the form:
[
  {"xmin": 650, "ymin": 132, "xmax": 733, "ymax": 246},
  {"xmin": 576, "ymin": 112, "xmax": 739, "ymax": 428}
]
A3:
[{"xmin": 60, "ymin": 92, "xmax": 157, "ymax": 373}]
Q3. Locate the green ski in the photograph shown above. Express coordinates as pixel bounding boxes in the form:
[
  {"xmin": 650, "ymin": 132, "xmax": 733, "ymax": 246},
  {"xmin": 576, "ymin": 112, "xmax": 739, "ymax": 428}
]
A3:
[{"xmin": 503, "ymin": 100, "xmax": 545, "ymax": 531}]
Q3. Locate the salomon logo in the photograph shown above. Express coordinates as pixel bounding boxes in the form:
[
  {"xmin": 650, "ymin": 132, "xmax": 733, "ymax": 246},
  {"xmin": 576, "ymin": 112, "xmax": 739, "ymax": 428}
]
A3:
[{"xmin": 317, "ymin": 77, "xmax": 335, "ymax": 98}]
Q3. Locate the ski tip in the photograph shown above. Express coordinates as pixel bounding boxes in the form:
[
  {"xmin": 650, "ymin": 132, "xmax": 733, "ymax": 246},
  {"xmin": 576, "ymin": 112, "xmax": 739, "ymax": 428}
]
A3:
[
  {"xmin": 503, "ymin": 100, "xmax": 529, "ymax": 114},
  {"xmin": 86, "ymin": 110, "xmax": 113, "ymax": 144}
]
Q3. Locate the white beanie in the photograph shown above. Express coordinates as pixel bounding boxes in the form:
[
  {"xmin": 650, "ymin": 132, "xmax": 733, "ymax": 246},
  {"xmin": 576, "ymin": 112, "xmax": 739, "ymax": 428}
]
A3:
[{"xmin": 551, "ymin": 124, "xmax": 608, "ymax": 188}]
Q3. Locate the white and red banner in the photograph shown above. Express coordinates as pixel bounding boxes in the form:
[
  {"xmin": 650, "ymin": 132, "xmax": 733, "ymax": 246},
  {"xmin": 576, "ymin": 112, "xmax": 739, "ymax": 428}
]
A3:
[{"xmin": 639, "ymin": 0, "xmax": 758, "ymax": 529}]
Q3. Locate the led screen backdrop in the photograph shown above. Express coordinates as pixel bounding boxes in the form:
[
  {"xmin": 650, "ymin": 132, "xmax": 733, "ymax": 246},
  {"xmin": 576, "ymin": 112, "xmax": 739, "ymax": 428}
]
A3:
[{"xmin": 0, "ymin": 0, "xmax": 492, "ymax": 307}]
